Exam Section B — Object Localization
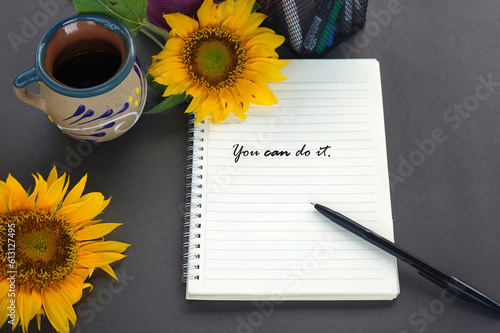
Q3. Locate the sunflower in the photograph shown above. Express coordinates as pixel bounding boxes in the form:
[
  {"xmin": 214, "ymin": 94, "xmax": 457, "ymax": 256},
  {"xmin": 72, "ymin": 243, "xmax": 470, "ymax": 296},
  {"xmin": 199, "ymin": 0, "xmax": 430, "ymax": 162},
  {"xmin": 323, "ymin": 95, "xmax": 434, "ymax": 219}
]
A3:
[
  {"xmin": 0, "ymin": 167, "xmax": 129, "ymax": 333},
  {"xmin": 148, "ymin": 0, "xmax": 289, "ymax": 124}
]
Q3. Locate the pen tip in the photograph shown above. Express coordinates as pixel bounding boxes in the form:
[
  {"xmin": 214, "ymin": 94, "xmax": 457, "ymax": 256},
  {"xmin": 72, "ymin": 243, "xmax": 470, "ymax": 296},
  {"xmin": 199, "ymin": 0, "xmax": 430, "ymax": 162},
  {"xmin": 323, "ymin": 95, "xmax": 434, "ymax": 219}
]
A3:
[{"xmin": 311, "ymin": 202, "xmax": 316, "ymax": 206}]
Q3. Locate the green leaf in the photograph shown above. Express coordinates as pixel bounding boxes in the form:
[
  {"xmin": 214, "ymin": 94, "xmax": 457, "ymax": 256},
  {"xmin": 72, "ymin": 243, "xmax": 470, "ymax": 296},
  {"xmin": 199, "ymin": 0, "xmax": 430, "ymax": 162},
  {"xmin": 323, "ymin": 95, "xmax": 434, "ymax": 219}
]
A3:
[
  {"xmin": 143, "ymin": 94, "xmax": 189, "ymax": 114},
  {"xmin": 147, "ymin": 74, "xmax": 167, "ymax": 92},
  {"xmin": 72, "ymin": 0, "xmax": 148, "ymax": 36}
]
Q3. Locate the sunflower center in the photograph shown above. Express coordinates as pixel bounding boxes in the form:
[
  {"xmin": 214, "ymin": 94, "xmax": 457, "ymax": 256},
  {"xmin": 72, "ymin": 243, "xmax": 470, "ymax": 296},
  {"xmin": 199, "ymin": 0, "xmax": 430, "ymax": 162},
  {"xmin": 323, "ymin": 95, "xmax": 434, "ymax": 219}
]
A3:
[
  {"xmin": 182, "ymin": 27, "xmax": 247, "ymax": 91},
  {"xmin": 0, "ymin": 210, "xmax": 78, "ymax": 289}
]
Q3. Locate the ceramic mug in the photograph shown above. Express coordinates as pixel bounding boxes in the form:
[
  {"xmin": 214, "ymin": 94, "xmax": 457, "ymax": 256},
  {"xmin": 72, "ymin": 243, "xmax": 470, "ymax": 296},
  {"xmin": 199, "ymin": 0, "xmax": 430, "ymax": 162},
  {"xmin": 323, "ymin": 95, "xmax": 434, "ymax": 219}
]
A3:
[{"xmin": 13, "ymin": 13, "xmax": 147, "ymax": 142}]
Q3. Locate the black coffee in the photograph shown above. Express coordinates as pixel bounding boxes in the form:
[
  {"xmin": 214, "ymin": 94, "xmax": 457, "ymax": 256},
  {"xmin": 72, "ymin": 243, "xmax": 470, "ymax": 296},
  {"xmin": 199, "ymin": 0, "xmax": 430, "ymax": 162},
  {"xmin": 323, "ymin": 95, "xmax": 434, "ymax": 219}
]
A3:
[{"xmin": 53, "ymin": 51, "xmax": 122, "ymax": 89}]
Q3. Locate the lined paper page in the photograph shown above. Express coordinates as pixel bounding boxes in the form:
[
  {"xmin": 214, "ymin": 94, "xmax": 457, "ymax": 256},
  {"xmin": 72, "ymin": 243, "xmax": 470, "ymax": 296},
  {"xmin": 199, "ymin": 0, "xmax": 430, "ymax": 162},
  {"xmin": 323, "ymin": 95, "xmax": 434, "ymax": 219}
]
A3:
[{"xmin": 186, "ymin": 59, "xmax": 399, "ymax": 300}]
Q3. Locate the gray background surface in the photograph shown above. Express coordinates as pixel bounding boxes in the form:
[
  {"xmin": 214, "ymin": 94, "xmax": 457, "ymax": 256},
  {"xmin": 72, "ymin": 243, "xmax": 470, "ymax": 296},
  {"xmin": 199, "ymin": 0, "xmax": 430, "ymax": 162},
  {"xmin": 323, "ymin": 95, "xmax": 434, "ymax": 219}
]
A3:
[{"xmin": 1, "ymin": 0, "xmax": 500, "ymax": 332}]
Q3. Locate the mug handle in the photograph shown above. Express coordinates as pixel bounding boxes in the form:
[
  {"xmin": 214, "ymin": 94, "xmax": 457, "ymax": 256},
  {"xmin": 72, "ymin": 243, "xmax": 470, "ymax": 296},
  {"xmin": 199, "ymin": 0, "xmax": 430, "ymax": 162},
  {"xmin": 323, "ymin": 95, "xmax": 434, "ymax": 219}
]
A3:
[{"xmin": 13, "ymin": 67, "xmax": 47, "ymax": 115}]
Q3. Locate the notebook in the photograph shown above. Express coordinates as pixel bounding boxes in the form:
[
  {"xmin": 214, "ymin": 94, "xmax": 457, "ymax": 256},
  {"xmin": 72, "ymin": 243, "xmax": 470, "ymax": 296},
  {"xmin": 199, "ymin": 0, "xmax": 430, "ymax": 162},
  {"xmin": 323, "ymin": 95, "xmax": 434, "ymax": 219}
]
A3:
[{"xmin": 183, "ymin": 59, "xmax": 399, "ymax": 300}]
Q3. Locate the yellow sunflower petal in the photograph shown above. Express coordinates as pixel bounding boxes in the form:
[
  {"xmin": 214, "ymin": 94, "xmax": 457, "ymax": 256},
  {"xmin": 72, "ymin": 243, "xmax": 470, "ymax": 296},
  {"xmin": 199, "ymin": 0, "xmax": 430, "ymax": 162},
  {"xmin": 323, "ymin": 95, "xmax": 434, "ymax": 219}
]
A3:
[
  {"xmin": 242, "ymin": 70, "xmax": 269, "ymax": 89},
  {"xmin": 186, "ymin": 84, "xmax": 203, "ymax": 98},
  {"xmin": 78, "ymin": 252, "xmax": 127, "ymax": 267},
  {"xmin": 162, "ymin": 78, "xmax": 192, "ymax": 97},
  {"xmin": 186, "ymin": 94, "xmax": 205, "ymax": 115},
  {"xmin": 156, "ymin": 68, "xmax": 190, "ymax": 87},
  {"xmin": 32, "ymin": 173, "xmax": 47, "ymax": 207},
  {"xmin": 214, "ymin": 0, "xmax": 234, "ymax": 24},
  {"xmin": 246, "ymin": 62, "xmax": 288, "ymax": 82},
  {"xmin": 173, "ymin": 79, "xmax": 197, "ymax": 96},
  {"xmin": 62, "ymin": 174, "xmax": 87, "ymax": 206},
  {"xmin": 215, "ymin": 107, "xmax": 231, "ymax": 123},
  {"xmin": 151, "ymin": 48, "xmax": 179, "ymax": 62},
  {"xmin": 31, "ymin": 289, "xmax": 43, "ymax": 314},
  {"xmin": 63, "ymin": 195, "xmax": 110, "ymax": 226},
  {"xmin": 46, "ymin": 166, "xmax": 60, "ymax": 187},
  {"xmin": 42, "ymin": 286, "xmax": 76, "ymax": 333},
  {"xmin": 6, "ymin": 174, "xmax": 27, "ymax": 212},
  {"xmin": 19, "ymin": 289, "xmax": 31, "ymax": 331},
  {"xmin": 151, "ymin": 57, "xmax": 185, "ymax": 72},
  {"xmin": 195, "ymin": 109, "xmax": 206, "ymax": 124},
  {"xmin": 75, "ymin": 223, "xmax": 123, "ymax": 241},
  {"xmin": 246, "ymin": 33, "xmax": 285, "ymax": 51},
  {"xmin": 73, "ymin": 218, "xmax": 103, "ymax": 230},
  {"xmin": 0, "ymin": 279, "xmax": 14, "ymax": 328},
  {"xmin": 245, "ymin": 32, "xmax": 285, "ymax": 50},
  {"xmin": 220, "ymin": 88, "xmax": 237, "ymax": 112},
  {"xmin": 58, "ymin": 192, "xmax": 104, "ymax": 218},
  {"xmin": 55, "ymin": 202, "xmax": 82, "ymax": 220},
  {"xmin": 237, "ymin": 13, "xmax": 267, "ymax": 40},
  {"xmin": 181, "ymin": 76, "xmax": 200, "ymax": 90},
  {"xmin": 197, "ymin": 0, "xmax": 218, "ymax": 28},
  {"xmin": 72, "ymin": 267, "xmax": 91, "ymax": 281},
  {"xmin": 164, "ymin": 13, "xmax": 199, "ymax": 39},
  {"xmin": 164, "ymin": 36, "xmax": 185, "ymax": 54},
  {"xmin": 80, "ymin": 240, "xmax": 130, "ymax": 254},
  {"xmin": 59, "ymin": 275, "xmax": 84, "ymax": 305},
  {"xmin": 0, "ymin": 181, "xmax": 8, "ymax": 212},
  {"xmin": 222, "ymin": 0, "xmax": 254, "ymax": 31},
  {"xmin": 38, "ymin": 174, "xmax": 68, "ymax": 211},
  {"xmin": 236, "ymin": 78, "xmax": 277, "ymax": 106},
  {"xmin": 99, "ymin": 264, "xmax": 118, "ymax": 280},
  {"xmin": 24, "ymin": 183, "xmax": 39, "ymax": 210},
  {"xmin": 211, "ymin": 100, "xmax": 225, "ymax": 124},
  {"xmin": 155, "ymin": 68, "xmax": 186, "ymax": 83},
  {"xmin": 240, "ymin": 26, "xmax": 276, "ymax": 42},
  {"xmin": 230, "ymin": 88, "xmax": 249, "ymax": 119},
  {"xmin": 83, "ymin": 283, "xmax": 93, "ymax": 292},
  {"xmin": 0, "ymin": 296, "xmax": 10, "ymax": 328},
  {"xmin": 199, "ymin": 90, "xmax": 219, "ymax": 121},
  {"xmin": 0, "ymin": 277, "xmax": 9, "ymax": 295},
  {"xmin": 249, "ymin": 57, "xmax": 289, "ymax": 69},
  {"xmin": 218, "ymin": 0, "xmax": 235, "ymax": 22},
  {"xmin": 246, "ymin": 43, "xmax": 279, "ymax": 58},
  {"xmin": 19, "ymin": 287, "xmax": 42, "ymax": 333},
  {"xmin": 36, "ymin": 310, "xmax": 45, "ymax": 331}
]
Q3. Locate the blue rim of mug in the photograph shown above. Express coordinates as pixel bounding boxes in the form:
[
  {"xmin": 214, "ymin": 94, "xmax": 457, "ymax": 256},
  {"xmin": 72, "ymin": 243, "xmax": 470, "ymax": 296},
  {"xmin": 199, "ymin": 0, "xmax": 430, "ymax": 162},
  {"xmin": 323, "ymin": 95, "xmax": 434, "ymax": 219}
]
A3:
[{"xmin": 14, "ymin": 13, "xmax": 135, "ymax": 98}]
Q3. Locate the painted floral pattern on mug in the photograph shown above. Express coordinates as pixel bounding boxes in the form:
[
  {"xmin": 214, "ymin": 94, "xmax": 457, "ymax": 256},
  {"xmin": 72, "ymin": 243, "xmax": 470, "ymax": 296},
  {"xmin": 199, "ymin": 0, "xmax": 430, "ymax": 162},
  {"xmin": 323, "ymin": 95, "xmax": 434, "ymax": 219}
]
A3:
[{"xmin": 57, "ymin": 58, "xmax": 147, "ymax": 142}]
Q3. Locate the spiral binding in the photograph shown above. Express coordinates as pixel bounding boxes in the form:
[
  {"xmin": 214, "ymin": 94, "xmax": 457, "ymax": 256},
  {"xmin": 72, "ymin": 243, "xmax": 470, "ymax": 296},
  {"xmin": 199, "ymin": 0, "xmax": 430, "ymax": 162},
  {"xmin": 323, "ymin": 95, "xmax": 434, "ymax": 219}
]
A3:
[{"xmin": 182, "ymin": 117, "xmax": 205, "ymax": 282}]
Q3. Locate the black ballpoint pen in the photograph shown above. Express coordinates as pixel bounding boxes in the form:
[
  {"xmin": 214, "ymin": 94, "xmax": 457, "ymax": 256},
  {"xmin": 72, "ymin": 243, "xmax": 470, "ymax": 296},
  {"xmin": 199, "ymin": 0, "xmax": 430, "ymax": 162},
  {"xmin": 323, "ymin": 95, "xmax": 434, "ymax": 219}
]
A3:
[{"xmin": 312, "ymin": 203, "xmax": 500, "ymax": 314}]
